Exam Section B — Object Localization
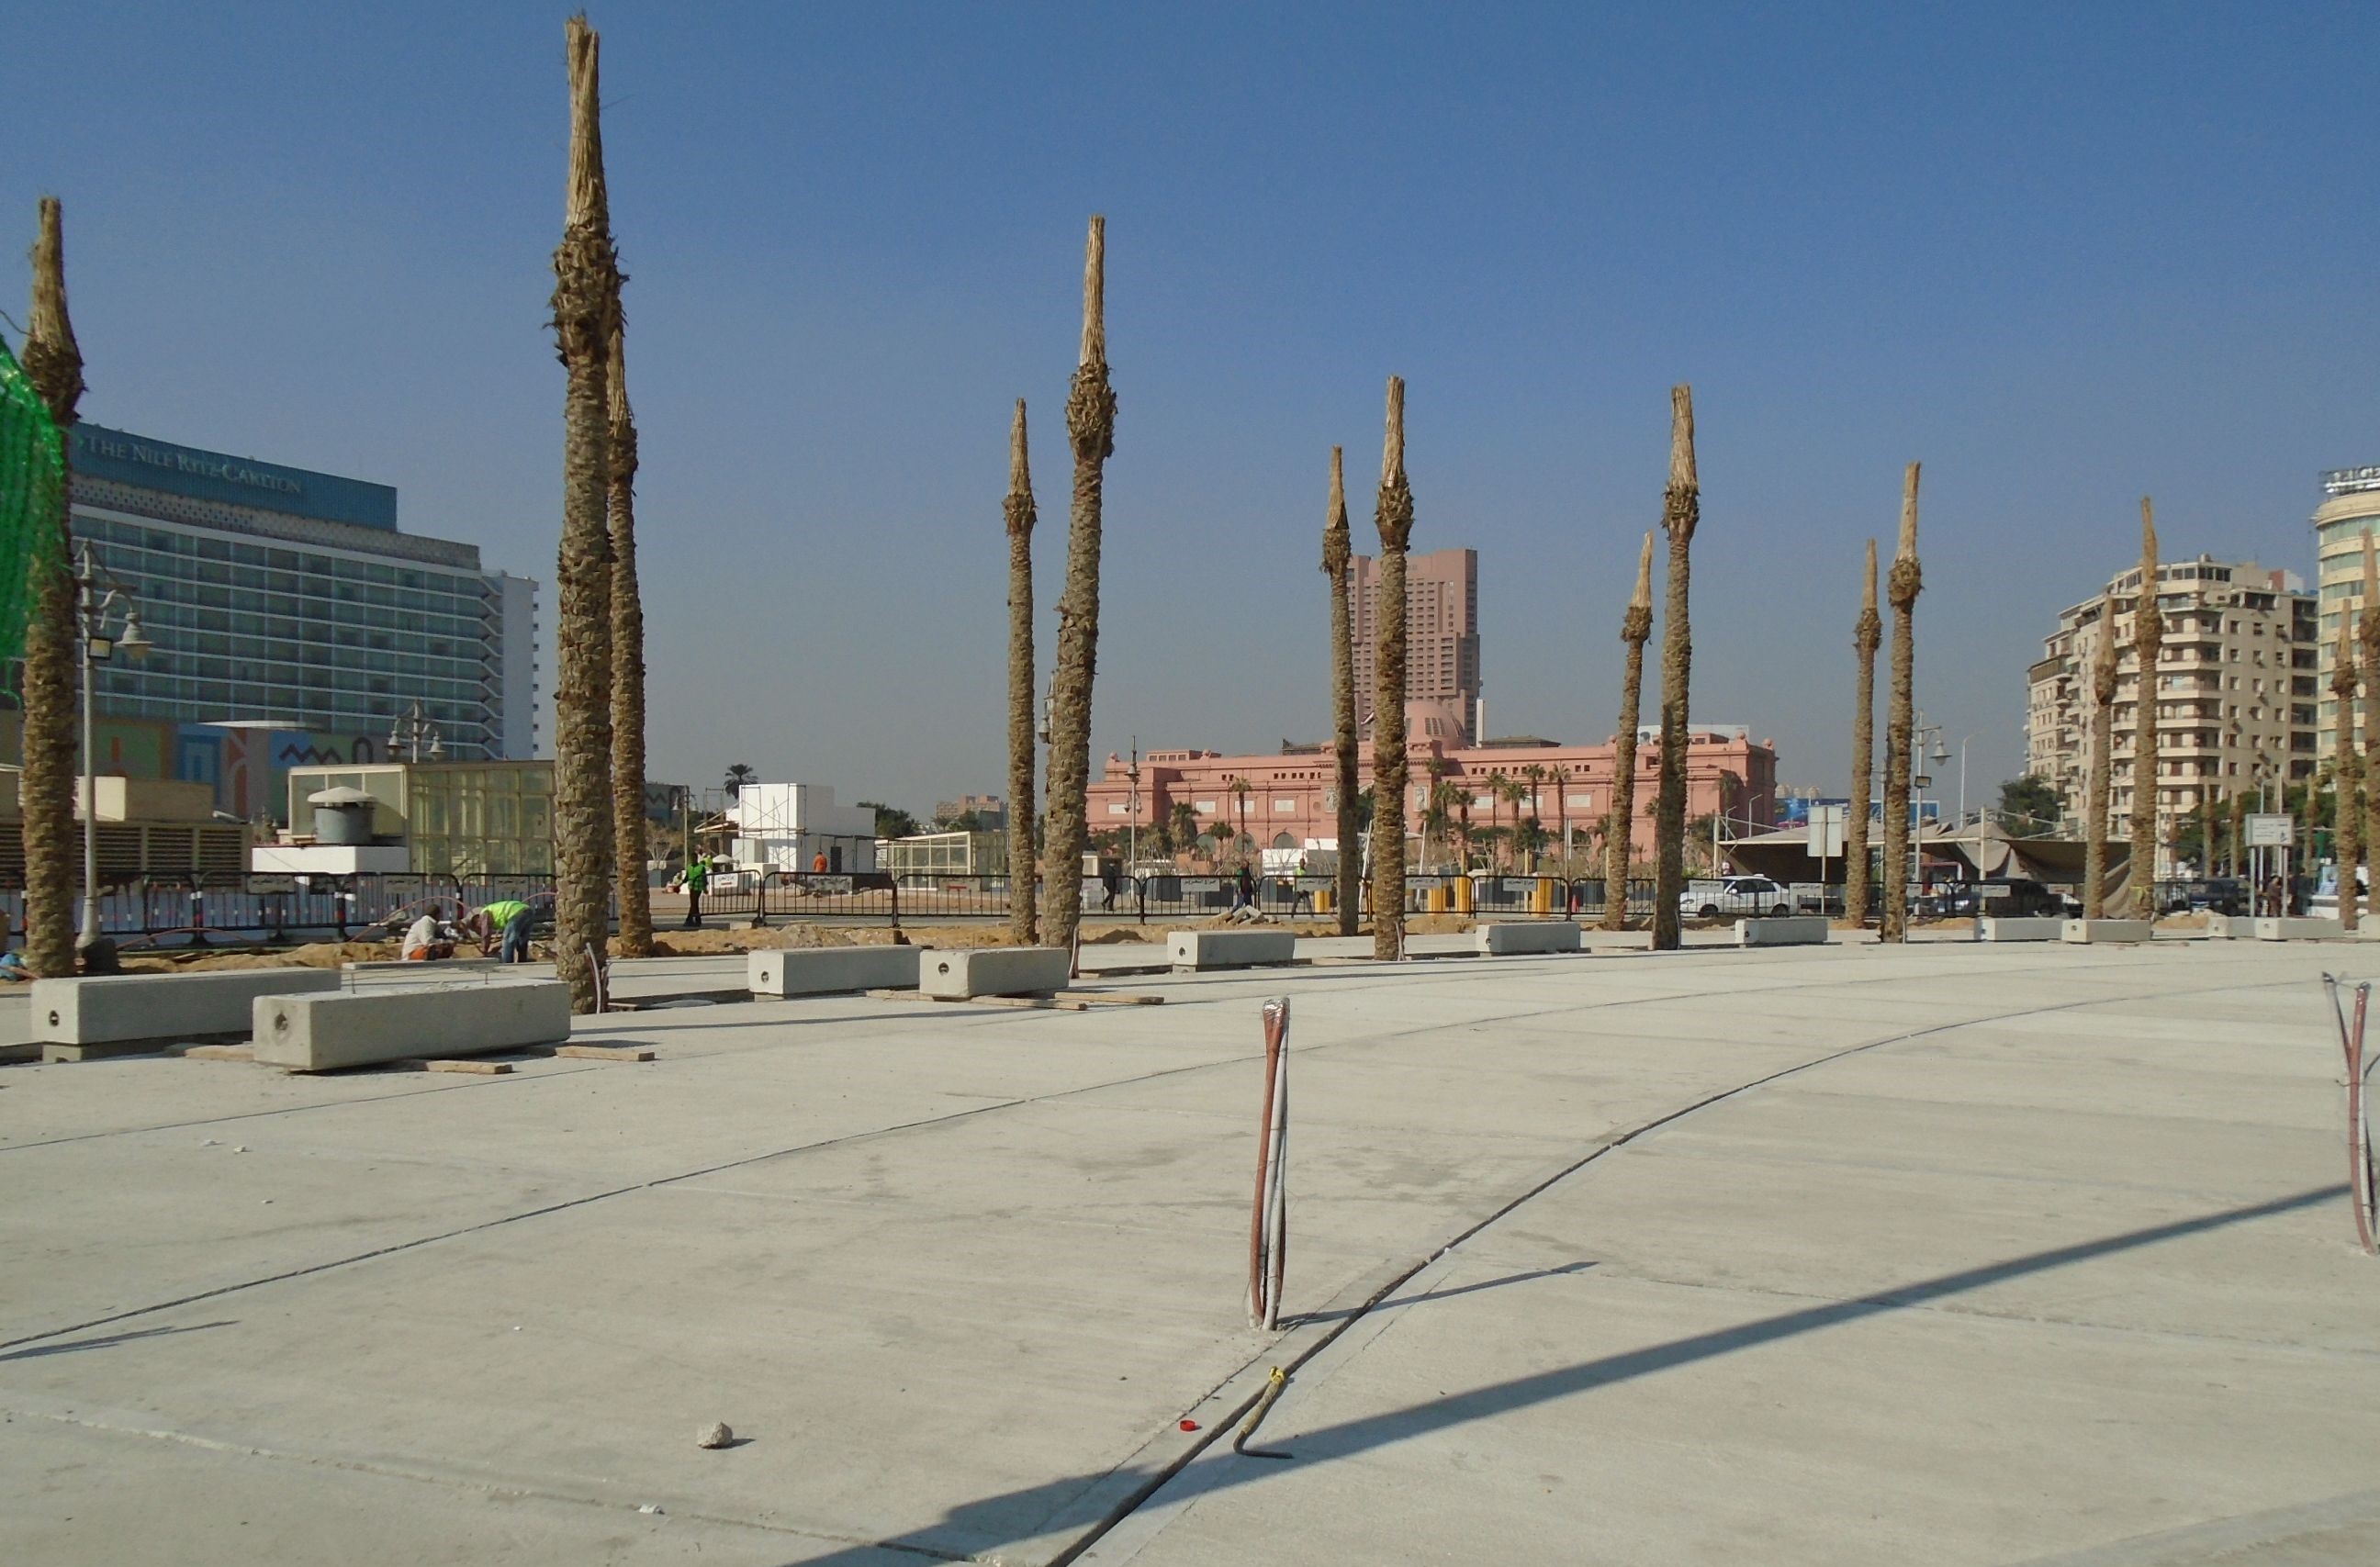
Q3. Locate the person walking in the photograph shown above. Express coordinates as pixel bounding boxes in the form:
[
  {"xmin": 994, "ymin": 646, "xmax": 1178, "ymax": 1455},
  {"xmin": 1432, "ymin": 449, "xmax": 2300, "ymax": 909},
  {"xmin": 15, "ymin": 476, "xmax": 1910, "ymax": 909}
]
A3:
[{"xmin": 682, "ymin": 856, "xmax": 708, "ymax": 928}]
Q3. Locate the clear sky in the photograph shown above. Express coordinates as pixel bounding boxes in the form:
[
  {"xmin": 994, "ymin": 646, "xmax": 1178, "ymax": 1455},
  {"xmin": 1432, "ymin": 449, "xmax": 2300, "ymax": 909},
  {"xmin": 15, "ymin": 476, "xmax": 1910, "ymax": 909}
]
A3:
[{"xmin": 6, "ymin": 1, "xmax": 2376, "ymax": 815}]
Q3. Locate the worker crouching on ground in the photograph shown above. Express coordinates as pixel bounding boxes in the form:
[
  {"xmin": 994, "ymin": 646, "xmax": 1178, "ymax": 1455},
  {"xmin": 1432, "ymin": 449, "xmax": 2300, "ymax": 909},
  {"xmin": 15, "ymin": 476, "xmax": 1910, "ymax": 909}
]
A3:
[
  {"xmin": 401, "ymin": 903, "xmax": 461, "ymax": 962},
  {"xmin": 471, "ymin": 897, "xmax": 539, "ymax": 963}
]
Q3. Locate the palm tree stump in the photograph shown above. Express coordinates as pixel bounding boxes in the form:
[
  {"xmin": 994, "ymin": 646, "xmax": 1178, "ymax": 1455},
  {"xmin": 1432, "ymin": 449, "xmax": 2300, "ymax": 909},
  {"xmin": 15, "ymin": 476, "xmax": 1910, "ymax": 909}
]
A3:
[
  {"xmin": 1041, "ymin": 217, "xmax": 1116, "ymax": 960},
  {"xmin": 1602, "ymin": 533, "xmax": 1654, "ymax": 930},
  {"xmin": 1323, "ymin": 446, "xmax": 1362, "ymax": 936},
  {"xmin": 1880, "ymin": 463, "xmax": 1922, "ymax": 944},
  {"xmin": 1651, "ymin": 387, "xmax": 1699, "ymax": 952},
  {"xmin": 19, "ymin": 196, "xmax": 83, "ymax": 979},
  {"xmin": 1005, "ymin": 399, "xmax": 1039, "ymax": 946},
  {"xmin": 1371, "ymin": 377, "xmax": 1414, "ymax": 961}
]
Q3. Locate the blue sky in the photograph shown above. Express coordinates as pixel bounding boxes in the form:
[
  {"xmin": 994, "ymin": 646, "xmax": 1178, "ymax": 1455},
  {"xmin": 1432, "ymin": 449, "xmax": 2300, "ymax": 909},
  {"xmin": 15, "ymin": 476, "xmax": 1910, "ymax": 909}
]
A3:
[{"xmin": 6, "ymin": 1, "xmax": 2375, "ymax": 812}]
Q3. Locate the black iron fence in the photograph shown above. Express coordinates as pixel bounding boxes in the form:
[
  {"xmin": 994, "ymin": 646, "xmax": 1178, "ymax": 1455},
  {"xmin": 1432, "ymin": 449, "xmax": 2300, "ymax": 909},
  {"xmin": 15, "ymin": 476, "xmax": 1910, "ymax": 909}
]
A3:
[
  {"xmin": 668, "ymin": 871, "xmax": 1667, "ymax": 928},
  {"xmin": 0, "ymin": 873, "xmax": 556, "ymax": 947}
]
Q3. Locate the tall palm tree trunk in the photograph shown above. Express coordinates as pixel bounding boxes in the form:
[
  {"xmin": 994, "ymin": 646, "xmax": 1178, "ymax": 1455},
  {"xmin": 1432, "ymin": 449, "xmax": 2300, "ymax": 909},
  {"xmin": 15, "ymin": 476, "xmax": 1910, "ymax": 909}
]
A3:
[
  {"xmin": 2362, "ymin": 537, "xmax": 2380, "ymax": 918},
  {"xmin": 549, "ymin": 15, "xmax": 620, "ymax": 1013},
  {"xmin": 1650, "ymin": 387, "xmax": 1698, "ymax": 952},
  {"xmin": 19, "ymin": 196, "xmax": 84, "ymax": 979},
  {"xmin": 1041, "ymin": 217, "xmax": 1116, "ymax": 958},
  {"xmin": 1005, "ymin": 398, "xmax": 1039, "ymax": 946},
  {"xmin": 1601, "ymin": 533, "xmax": 1653, "ymax": 930},
  {"xmin": 1880, "ymin": 463, "xmax": 1923, "ymax": 943},
  {"xmin": 2227, "ymin": 789, "xmax": 2244, "ymax": 882},
  {"xmin": 2084, "ymin": 594, "xmax": 2117, "ymax": 917},
  {"xmin": 1846, "ymin": 539, "xmax": 1880, "ymax": 925},
  {"xmin": 1370, "ymin": 377, "xmax": 1414, "ymax": 961},
  {"xmin": 1322, "ymin": 445, "xmax": 1361, "ymax": 935},
  {"xmin": 2332, "ymin": 614, "xmax": 2361, "ymax": 932},
  {"xmin": 2127, "ymin": 498, "xmax": 2163, "ymax": 918},
  {"xmin": 607, "ymin": 315, "xmax": 653, "ymax": 957}
]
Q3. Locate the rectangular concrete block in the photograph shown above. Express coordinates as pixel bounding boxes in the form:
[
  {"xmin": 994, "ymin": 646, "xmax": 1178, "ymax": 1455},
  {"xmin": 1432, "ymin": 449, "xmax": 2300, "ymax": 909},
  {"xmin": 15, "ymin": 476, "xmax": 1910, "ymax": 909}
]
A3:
[
  {"xmin": 1979, "ymin": 917, "xmax": 2066, "ymax": 943},
  {"xmin": 36, "ymin": 969, "xmax": 343, "ymax": 1050},
  {"xmin": 1168, "ymin": 929, "xmax": 1297, "ymax": 970},
  {"xmin": 2252, "ymin": 917, "xmax": 2349, "ymax": 941},
  {"xmin": 748, "ymin": 945, "xmax": 922, "ymax": 996},
  {"xmin": 252, "ymin": 980, "xmax": 572, "ymax": 1072},
  {"xmin": 2062, "ymin": 919, "xmax": 2154, "ymax": 944},
  {"xmin": 919, "ymin": 946, "xmax": 1071, "ymax": 999},
  {"xmin": 1734, "ymin": 915, "xmax": 1830, "ymax": 947},
  {"xmin": 1473, "ymin": 921, "xmax": 1582, "ymax": 955}
]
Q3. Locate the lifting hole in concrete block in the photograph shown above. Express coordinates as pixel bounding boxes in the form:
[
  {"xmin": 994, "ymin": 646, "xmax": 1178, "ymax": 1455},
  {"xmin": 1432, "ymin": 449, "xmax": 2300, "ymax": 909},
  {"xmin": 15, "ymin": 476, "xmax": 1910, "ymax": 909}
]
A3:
[{"xmin": 1168, "ymin": 929, "xmax": 1297, "ymax": 970}]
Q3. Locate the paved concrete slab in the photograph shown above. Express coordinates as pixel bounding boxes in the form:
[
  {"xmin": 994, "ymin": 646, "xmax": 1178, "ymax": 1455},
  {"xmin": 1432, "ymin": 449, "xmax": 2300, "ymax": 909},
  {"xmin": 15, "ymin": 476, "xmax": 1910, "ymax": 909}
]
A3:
[{"xmin": 1, "ymin": 941, "xmax": 2373, "ymax": 1565}]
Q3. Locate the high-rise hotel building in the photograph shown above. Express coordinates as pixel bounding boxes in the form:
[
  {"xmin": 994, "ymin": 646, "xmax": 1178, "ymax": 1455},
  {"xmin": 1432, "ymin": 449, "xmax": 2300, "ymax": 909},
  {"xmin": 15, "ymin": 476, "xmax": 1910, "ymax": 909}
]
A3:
[
  {"xmin": 64, "ymin": 423, "xmax": 537, "ymax": 761},
  {"xmin": 1351, "ymin": 546, "xmax": 1482, "ymax": 745}
]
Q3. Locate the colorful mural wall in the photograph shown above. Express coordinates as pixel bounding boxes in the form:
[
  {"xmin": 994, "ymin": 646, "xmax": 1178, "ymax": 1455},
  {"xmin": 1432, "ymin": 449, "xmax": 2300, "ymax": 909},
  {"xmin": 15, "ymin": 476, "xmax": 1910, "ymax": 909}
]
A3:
[{"xmin": 0, "ymin": 712, "xmax": 385, "ymax": 824}]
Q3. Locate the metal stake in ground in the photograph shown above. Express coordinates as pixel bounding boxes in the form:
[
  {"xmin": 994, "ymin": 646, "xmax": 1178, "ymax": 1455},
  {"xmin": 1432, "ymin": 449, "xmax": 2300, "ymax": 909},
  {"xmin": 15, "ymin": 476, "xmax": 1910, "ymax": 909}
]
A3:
[
  {"xmin": 1247, "ymin": 998, "xmax": 1291, "ymax": 1328},
  {"xmin": 2324, "ymin": 973, "xmax": 2378, "ymax": 1255}
]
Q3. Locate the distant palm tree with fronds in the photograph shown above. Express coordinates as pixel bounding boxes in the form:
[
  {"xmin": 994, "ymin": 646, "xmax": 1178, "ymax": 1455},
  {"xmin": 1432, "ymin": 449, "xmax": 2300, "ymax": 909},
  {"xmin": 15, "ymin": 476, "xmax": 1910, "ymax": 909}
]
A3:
[{"xmin": 724, "ymin": 763, "xmax": 758, "ymax": 798}]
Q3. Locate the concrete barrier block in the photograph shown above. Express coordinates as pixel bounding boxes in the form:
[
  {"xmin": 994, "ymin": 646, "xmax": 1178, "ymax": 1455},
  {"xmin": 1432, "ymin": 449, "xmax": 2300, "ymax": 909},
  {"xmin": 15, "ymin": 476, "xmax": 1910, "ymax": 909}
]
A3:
[
  {"xmin": 919, "ymin": 946, "xmax": 1071, "ymax": 999},
  {"xmin": 253, "ymin": 980, "xmax": 572, "ymax": 1072},
  {"xmin": 1168, "ymin": 929, "xmax": 1297, "ymax": 970},
  {"xmin": 1734, "ymin": 915, "xmax": 1830, "ymax": 947},
  {"xmin": 36, "ymin": 969, "xmax": 343, "ymax": 1058},
  {"xmin": 2061, "ymin": 919, "xmax": 2153, "ymax": 944},
  {"xmin": 1979, "ymin": 917, "xmax": 2066, "ymax": 943},
  {"xmin": 2253, "ymin": 917, "xmax": 2350, "ymax": 942},
  {"xmin": 748, "ymin": 945, "xmax": 922, "ymax": 996},
  {"xmin": 1473, "ymin": 921, "xmax": 1582, "ymax": 955}
]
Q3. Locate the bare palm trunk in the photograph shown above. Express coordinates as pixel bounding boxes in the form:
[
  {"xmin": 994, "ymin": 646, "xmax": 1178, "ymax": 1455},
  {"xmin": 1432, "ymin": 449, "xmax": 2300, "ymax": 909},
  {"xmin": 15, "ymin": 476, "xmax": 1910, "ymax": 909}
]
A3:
[
  {"xmin": 2083, "ymin": 592, "xmax": 2118, "ymax": 916},
  {"xmin": 549, "ymin": 16, "xmax": 619, "ymax": 1013},
  {"xmin": 2227, "ymin": 789, "xmax": 2244, "ymax": 882},
  {"xmin": 1880, "ymin": 463, "xmax": 1923, "ymax": 943},
  {"xmin": 1041, "ymin": 217, "xmax": 1116, "ymax": 957},
  {"xmin": 2333, "ymin": 614, "xmax": 2361, "ymax": 932},
  {"xmin": 1846, "ymin": 539, "xmax": 1880, "ymax": 926},
  {"xmin": 2127, "ymin": 498, "xmax": 2163, "ymax": 918},
  {"xmin": 1601, "ymin": 533, "xmax": 1653, "ymax": 930},
  {"xmin": 2362, "ymin": 538, "xmax": 2380, "ymax": 919},
  {"xmin": 607, "ymin": 316, "xmax": 653, "ymax": 957},
  {"xmin": 1370, "ymin": 378, "xmax": 1414, "ymax": 961},
  {"xmin": 1650, "ymin": 387, "xmax": 1698, "ymax": 952},
  {"xmin": 1005, "ymin": 399, "xmax": 1039, "ymax": 946},
  {"xmin": 19, "ymin": 196, "xmax": 83, "ymax": 979},
  {"xmin": 1322, "ymin": 446, "xmax": 1361, "ymax": 935}
]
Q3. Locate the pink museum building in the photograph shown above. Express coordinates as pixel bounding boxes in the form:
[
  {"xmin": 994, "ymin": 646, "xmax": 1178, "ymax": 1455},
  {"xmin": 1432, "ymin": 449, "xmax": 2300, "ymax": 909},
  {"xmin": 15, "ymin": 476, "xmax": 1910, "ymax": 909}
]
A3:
[{"xmin": 1083, "ymin": 698, "xmax": 1779, "ymax": 866}]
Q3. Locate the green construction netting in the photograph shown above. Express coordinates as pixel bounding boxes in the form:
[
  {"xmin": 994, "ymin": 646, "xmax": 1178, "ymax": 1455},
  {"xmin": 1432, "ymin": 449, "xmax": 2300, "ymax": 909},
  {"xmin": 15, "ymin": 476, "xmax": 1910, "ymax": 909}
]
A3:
[{"xmin": 0, "ymin": 334, "xmax": 62, "ymax": 677}]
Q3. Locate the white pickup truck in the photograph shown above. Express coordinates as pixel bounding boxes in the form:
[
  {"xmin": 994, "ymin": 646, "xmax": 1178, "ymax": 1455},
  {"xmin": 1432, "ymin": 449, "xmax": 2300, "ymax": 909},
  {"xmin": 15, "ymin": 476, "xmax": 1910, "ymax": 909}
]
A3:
[{"xmin": 1678, "ymin": 876, "xmax": 1794, "ymax": 921}]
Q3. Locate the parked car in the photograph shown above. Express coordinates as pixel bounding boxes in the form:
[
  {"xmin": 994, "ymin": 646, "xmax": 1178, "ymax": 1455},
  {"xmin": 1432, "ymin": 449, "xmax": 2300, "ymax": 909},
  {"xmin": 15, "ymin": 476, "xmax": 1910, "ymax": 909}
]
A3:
[
  {"xmin": 1679, "ymin": 876, "xmax": 1793, "ymax": 921},
  {"xmin": 1973, "ymin": 877, "xmax": 2066, "ymax": 918}
]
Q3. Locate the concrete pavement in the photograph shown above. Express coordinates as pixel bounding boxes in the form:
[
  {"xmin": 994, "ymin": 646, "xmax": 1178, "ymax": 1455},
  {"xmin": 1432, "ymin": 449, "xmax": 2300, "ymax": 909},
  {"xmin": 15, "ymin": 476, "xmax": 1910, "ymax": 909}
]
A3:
[{"xmin": 2, "ymin": 937, "xmax": 2374, "ymax": 1564}]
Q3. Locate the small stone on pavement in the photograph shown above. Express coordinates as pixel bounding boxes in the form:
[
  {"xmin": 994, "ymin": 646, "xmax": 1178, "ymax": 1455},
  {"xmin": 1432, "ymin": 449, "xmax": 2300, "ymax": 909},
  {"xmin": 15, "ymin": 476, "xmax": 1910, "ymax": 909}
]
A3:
[{"xmin": 696, "ymin": 1422, "xmax": 733, "ymax": 1449}]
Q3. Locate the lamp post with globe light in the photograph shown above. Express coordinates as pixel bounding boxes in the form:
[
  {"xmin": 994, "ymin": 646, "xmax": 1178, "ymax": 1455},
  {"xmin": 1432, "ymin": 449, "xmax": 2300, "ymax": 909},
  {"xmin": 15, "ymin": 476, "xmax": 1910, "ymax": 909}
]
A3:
[{"xmin": 74, "ymin": 543, "xmax": 150, "ymax": 962}]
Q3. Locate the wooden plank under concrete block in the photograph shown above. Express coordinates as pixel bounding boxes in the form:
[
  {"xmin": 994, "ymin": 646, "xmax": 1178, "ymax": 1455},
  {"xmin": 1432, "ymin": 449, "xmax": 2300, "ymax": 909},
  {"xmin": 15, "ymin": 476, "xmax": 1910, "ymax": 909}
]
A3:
[
  {"xmin": 183, "ymin": 1045, "xmax": 254, "ymax": 1062},
  {"xmin": 556, "ymin": 1044, "xmax": 656, "ymax": 1062},
  {"xmin": 1052, "ymin": 991, "xmax": 1165, "ymax": 1005},
  {"xmin": 394, "ymin": 1058, "xmax": 516, "ymax": 1074}
]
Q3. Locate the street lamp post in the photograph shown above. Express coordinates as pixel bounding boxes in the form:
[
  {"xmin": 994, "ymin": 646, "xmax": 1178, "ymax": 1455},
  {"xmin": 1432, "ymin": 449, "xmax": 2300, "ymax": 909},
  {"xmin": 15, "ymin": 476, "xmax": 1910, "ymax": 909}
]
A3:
[
  {"xmin": 74, "ymin": 543, "xmax": 151, "ymax": 961},
  {"xmin": 388, "ymin": 700, "xmax": 444, "ymax": 764}
]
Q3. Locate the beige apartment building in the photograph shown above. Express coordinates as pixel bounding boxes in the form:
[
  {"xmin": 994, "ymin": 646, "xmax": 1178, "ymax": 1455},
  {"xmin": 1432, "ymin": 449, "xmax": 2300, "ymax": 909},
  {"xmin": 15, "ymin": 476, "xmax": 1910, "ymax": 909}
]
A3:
[
  {"xmin": 2313, "ymin": 465, "xmax": 2380, "ymax": 756},
  {"xmin": 2026, "ymin": 556, "xmax": 2315, "ymax": 871}
]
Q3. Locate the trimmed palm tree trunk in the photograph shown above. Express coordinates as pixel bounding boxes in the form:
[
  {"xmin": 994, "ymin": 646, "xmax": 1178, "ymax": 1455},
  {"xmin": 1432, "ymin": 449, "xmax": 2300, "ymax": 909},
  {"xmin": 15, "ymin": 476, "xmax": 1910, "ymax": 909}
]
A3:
[
  {"xmin": 1005, "ymin": 399, "xmax": 1040, "ymax": 945},
  {"xmin": 1601, "ymin": 532, "xmax": 1654, "ymax": 930},
  {"xmin": 1322, "ymin": 445, "xmax": 1362, "ymax": 935},
  {"xmin": 1041, "ymin": 217, "xmax": 1116, "ymax": 958},
  {"xmin": 19, "ymin": 196, "xmax": 84, "ymax": 979},
  {"xmin": 1880, "ymin": 463, "xmax": 1923, "ymax": 943},
  {"xmin": 1846, "ymin": 539, "xmax": 1881, "ymax": 926},
  {"xmin": 2333, "ymin": 614, "xmax": 2361, "ymax": 932},
  {"xmin": 1370, "ymin": 377, "xmax": 1414, "ymax": 961},
  {"xmin": 2084, "ymin": 595, "xmax": 2117, "ymax": 918},
  {"xmin": 607, "ymin": 315, "xmax": 653, "ymax": 957},
  {"xmin": 2360, "ymin": 536, "xmax": 2380, "ymax": 919},
  {"xmin": 2128, "ymin": 498, "xmax": 2163, "ymax": 918},
  {"xmin": 2227, "ymin": 777, "xmax": 2245, "ymax": 880},
  {"xmin": 549, "ymin": 15, "xmax": 620, "ymax": 1013},
  {"xmin": 1650, "ymin": 387, "xmax": 1699, "ymax": 952}
]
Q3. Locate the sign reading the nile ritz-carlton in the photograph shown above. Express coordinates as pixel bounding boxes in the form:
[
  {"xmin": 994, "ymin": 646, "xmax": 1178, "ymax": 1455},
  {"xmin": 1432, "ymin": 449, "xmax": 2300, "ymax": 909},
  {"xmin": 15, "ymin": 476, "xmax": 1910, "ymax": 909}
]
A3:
[{"xmin": 70, "ymin": 421, "xmax": 399, "ymax": 532}]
